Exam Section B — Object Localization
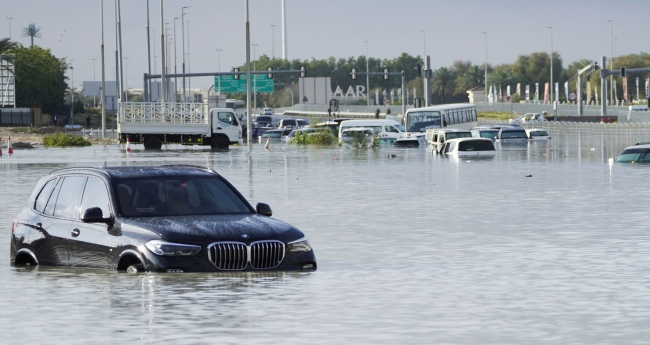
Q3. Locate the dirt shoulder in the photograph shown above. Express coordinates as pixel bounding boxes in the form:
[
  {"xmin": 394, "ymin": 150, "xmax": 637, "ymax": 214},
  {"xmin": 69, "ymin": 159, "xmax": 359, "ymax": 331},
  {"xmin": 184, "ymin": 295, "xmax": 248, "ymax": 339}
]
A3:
[{"xmin": 0, "ymin": 126, "xmax": 116, "ymax": 148}]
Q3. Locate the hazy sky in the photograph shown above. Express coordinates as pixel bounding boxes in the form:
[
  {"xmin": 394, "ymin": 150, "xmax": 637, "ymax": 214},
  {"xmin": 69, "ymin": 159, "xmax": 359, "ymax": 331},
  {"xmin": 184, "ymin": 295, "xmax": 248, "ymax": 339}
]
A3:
[{"xmin": 2, "ymin": 0, "xmax": 648, "ymax": 89}]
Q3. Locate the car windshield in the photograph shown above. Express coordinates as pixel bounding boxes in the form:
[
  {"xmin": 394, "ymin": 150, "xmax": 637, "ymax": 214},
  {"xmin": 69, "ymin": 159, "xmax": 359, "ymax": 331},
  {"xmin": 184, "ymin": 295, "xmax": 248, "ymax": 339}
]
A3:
[
  {"xmin": 458, "ymin": 140, "xmax": 495, "ymax": 151},
  {"xmin": 114, "ymin": 176, "xmax": 252, "ymax": 217},
  {"xmin": 616, "ymin": 148, "xmax": 650, "ymax": 163},
  {"xmin": 502, "ymin": 130, "xmax": 527, "ymax": 139},
  {"xmin": 479, "ymin": 131, "xmax": 498, "ymax": 139},
  {"xmin": 446, "ymin": 132, "xmax": 472, "ymax": 139}
]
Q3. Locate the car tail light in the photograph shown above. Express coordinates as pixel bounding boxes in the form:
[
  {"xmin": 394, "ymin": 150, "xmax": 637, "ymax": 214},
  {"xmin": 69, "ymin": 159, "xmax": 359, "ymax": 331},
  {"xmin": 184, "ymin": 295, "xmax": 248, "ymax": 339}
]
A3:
[{"xmin": 11, "ymin": 218, "xmax": 18, "ymax": 234}]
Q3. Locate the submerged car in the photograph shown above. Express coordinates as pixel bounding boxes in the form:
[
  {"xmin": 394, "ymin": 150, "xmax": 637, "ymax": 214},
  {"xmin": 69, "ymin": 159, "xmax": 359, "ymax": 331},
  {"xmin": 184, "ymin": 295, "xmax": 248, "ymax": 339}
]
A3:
[
  {"xmin": 526, "ymin": 128, "xmax": 551, "ymax": 140},
  {"xmin": 10, "ymin": 165, "xmax": 317, "ymax": 273},
  {"xmin": 440, "ymin": 137, "xmax": 496, "ymax": 157},
  {"xmin": 615, "ymin": 143, "xmax": 650, "ymax": 163}
]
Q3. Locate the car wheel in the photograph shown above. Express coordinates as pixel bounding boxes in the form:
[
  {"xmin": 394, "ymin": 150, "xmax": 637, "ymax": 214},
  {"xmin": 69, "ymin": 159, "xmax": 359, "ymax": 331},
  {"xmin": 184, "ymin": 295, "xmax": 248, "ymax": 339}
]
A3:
[
  {"xmin": 211, "ymin": 135, "xmax": 229, "ymax": 149},
  {"xmin": 126, "ymin": 263, "xmax": 145, "ymax": 273},
  {"xmin": 144, "ymin": 136, "xmax": 163, "ymax": 150}
]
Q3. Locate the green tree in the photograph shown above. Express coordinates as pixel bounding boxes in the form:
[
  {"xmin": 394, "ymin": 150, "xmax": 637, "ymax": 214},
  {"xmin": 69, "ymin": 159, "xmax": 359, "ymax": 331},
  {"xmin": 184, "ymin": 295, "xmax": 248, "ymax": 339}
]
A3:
[
  {"xmin": 22, "ymin": 23, "xmax": 42, "ymax": 48},
  {"xmin": 0, "ymin": 38, "xmax": 19, "ymax": 54},
  {"xmin": 431, "ymin": 67, "xmax": 455, "ymax": 103},
  {"xmin": 13, "ymin": 46, "xmax": 67, "ymax": 115}
]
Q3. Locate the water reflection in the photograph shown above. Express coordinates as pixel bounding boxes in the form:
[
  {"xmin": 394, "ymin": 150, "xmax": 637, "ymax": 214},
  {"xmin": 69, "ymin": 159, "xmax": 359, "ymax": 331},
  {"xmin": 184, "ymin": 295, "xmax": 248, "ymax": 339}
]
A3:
[{"xmin": 2, "ymin": 132, "xmax": 650, "ymax": 344}]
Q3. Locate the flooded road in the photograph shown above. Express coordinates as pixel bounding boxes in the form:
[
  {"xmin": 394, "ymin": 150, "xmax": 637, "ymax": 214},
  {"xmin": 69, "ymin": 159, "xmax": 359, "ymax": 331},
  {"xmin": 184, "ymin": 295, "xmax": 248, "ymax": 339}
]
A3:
[{"xmin": 2, "ymin": 132, "xmax": 650, "ymax": 344}]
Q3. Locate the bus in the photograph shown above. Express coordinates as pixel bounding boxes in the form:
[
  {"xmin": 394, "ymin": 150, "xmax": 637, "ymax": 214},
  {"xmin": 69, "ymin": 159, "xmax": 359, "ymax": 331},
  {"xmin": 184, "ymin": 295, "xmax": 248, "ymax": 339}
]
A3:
[
  {"xmin": 225, "ymin": 99, "xmax": 246, "ymax": 118},
  {"xmin": 403, "ymin": 103, "xmax": 478, "ymax": 136}
]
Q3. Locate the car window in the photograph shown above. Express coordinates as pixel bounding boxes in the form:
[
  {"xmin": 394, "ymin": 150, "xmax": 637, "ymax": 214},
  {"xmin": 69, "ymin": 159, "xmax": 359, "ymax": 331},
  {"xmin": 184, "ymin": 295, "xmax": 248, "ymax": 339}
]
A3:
[
  {"xmin": 80, "ymin": 177, "xmax": 111, "ymax": 218},
  {"xmin": 34, "ymin": 178, "xmax": 58, "ymax": 214},
  {"xmin": 218, "ymin": 112, "xmax": 236, "ymax": 125},
  {"xmin": 53, "ymin": 176, "xmax": 86, "ymax": 219},
  {"xmin": 43, "ymin": 178, "xmax": 63, "ymax": 216},
  {"xmin": 114, "ymin": 176, "xmax": 252, "ymax": 216},
  {"xmin": 459, "ymin": 140, "xmax": 495, "ymax": 151}
]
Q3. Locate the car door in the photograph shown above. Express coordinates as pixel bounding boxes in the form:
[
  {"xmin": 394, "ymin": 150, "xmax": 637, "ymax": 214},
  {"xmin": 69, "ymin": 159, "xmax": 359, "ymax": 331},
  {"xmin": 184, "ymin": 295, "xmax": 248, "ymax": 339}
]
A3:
[
  {"xmin": 26, "ymin": 177, "xmax": 72, "ymax": 266},
  {"xmin": 69, "ymin": 176, "xmax": 113, "ymax": 269},
  {"xmin": 37, "ymin": 175, "xmax": 86, "ymax": 266}
]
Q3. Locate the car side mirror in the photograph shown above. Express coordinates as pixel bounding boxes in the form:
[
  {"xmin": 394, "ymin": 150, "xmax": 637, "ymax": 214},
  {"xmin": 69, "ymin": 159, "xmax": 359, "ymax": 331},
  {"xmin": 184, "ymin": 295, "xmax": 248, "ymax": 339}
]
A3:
[
  {"xmin": 81, "ymin": 207, "xmax": 113, "ymax": 225},
  {"xmin": 256, "ymin": 203, "xmax": 273, "ymax": 217}
]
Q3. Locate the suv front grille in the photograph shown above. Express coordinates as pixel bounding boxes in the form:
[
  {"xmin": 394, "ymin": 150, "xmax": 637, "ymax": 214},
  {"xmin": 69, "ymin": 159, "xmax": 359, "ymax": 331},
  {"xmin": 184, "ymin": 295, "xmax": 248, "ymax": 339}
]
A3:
[{"xmin": 208, "ymin": 241, "xmax": 285, "ymax": 270}]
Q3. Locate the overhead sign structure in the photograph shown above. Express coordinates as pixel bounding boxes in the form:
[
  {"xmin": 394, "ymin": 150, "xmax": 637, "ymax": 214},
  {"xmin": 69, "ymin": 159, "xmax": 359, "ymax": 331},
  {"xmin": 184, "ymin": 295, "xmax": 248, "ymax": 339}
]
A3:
[
  {"xmin": 0, "ymin": 54, "xmax": 16, "ymax": 107},
  {"xmin": 215, "ymin": 74, "xmax": 274, "ymax": 93}
]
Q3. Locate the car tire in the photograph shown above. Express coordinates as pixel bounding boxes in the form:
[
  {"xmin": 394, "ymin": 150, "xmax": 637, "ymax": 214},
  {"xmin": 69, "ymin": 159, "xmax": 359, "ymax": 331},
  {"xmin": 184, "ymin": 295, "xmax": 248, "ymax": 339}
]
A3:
[
  {"xmin": 126, "ymin": 263, "xmax": 145, "ymax": 273},
  {"xmin": 211, "ymin": 135, "xmax": 229, "ymax": 149},
  {"xmin": 144, "ymin": 136, "xmax": 163, "ymax": 150}
]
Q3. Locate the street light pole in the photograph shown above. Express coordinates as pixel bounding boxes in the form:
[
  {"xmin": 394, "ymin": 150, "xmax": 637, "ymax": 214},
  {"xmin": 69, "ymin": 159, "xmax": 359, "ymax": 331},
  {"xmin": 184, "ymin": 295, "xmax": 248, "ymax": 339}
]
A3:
[
  {"xmin": 364, "ymin": 40, "xmax": 369, "ymax": 106},
  {"xmin": 70, "ymin": 60, "xmax": 74, "ymax": 127},
  {"xmin": 6, "ymin": 17, "xmax": 12, "ymax": 40},
  {"xmin": 548, "ymin": 26, "xmax": 553, "ymax": 104},
  {"xmin": 123, "ymin": 56, "xmax": 129, "ymax": 101},
  {"xmin": 421, "ymin": 30, "xmax": 426, "ymax": 65},
  {"xmin": 609, "ymin": 19, "xmax": 613, "ymax": 105},
  {"xmin": 174, "ymin": 17, "xmax": 179, "ymax": 102},
  {"xmin": 216, "ymin": 49, "xmax": 222, "ymax": 93},
  {"xmin": 181, "ymin": 5, "xmax": 190, "ymax": 102},
  {"xmin": 92, "ymin": 58, "xmax": 97, "ymax": 107},
  {"xmin": 271, "ymin": 25, "xmax": 276, "ymax": 60},
  {"xmin": 252, "ymin": 43, "xmax": 258, "ymax": 109},
  {"xmin": 482, "ymin": 32, "xmax": 487, "ymax": 101}
]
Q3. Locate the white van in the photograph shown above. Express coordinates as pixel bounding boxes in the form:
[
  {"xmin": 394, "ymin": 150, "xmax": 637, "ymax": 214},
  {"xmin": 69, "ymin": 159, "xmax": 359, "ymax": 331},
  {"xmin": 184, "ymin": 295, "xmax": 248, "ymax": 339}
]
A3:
[
  {"xmin": 627, "ymin": 105, "xmax": 650, "ymax": 122},
  {"xmin": 338, "ymin": 119, "xmax": 406, "ymax": 144}
]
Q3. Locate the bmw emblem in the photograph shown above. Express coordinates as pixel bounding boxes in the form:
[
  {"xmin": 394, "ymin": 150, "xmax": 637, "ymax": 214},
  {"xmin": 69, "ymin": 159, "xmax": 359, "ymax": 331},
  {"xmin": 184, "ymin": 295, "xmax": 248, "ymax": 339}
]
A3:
[{"xmin": 241, "ymin": 234, "xmax": 250, "ymax": 239}]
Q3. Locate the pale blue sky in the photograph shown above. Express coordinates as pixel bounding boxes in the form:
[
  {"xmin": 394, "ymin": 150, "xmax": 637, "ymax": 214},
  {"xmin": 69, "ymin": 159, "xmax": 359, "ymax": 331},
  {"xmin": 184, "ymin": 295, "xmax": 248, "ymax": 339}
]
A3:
[{"xmin": 2, "ymin": 0, "xmax": 647, "ymax": 89}]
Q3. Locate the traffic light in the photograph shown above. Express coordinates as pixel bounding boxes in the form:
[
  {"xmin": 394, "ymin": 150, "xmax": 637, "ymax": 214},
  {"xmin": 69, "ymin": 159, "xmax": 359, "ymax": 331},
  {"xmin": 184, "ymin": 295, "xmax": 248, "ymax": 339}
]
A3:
[
  {"xmin": 233, "ymin": 67, "xmax": 240, "ymax": 80},
  {"xmin": 620, "ymin": 66, "xmax": 626, "ymax": 78},
  {"xmin": 383, "ymin": 68, "xmax": 389, "ymax": 80},
  {"xmin": 300, "ymin": 65, "xmax": 306, "ymax": 78},
  {"xmin": 415, "ymin": 64, "xmax": 421, "ymax": 76},
  {"xmin": 351, "ymin": 67, "xmax": 357, "ymax": 80},
  {"xmin": 267, "ymin": 66, "xmax": 273, "ymax": 79}
]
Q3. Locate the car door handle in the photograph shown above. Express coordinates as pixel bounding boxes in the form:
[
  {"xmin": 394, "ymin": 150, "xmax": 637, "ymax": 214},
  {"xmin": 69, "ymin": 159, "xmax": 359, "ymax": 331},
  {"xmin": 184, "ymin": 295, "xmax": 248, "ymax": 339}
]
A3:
[{"xmin": 71, "ymin": 228, "xmax": 80, "ymax": 237}]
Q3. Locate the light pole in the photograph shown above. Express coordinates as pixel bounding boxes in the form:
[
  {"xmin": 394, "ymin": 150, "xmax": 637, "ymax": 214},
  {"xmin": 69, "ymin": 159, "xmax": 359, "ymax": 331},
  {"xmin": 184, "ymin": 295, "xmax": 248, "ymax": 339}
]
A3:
[
  {"xmin": 6, "ymin": 17, "xmax": 12, "ymax": 40},
  {"xmin": 174, "ymin": 17, "xmax": 179, "ymax": 102},
  {"xmin": 482, "ymin": 32, "xmax": 487, "ymax": 101},
  {"xmin": 216, "ymin": 49, "xmax": 222, "ymax": 93},
  {"xmin": 92, "ymin": 58, "xmax": 97, "ymax": 107},
  {"xmin": 165, "ymin": 23, "xmax": 171, "ymax": 100},
  {"xmin": 252, "ymin": 43, "xmax": 258, "ymax": 109},
  {"xmin": 181, "ymin": 5, "xmax": 190, "ymax": 102},
  {"xmin": 548, "ymin": 26, "xmax": 553, "ymax": 104},
  {"xmin": 364, "ymin": 40, "xmax": 369, "ymax": 106},
  {"xmin": 271, "ymin": 24, "xmax": 276, "ymax": 60},
  {"xmin": 69, "ymin": 60, "xmax": 74, "ymax": 127},
  {"xmin": 421, "ymin": 30, "xmax": 426, "ymax": 65},
  {"xmin": 123, "ymin": 56, "xmax": 129, "ymax": 101},
  {"xmin": 608, "ymin": 19, "xmax": 613, "ymax": 105}
]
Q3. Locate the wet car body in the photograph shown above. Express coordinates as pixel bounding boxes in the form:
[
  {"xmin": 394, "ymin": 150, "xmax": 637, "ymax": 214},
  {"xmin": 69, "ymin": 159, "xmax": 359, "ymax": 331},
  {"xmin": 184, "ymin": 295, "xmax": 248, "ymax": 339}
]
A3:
[{"xmin": 10, "ymin": 165, "xmax": 317, "ymax": 273}]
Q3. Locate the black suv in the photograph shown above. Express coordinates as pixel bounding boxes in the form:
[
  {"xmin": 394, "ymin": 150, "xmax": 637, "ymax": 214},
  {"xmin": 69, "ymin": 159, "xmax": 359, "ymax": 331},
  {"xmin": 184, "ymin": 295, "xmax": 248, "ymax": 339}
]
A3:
[{"xmin": 10, "ymin": 165, "xmax": 317, "ymax": 273}]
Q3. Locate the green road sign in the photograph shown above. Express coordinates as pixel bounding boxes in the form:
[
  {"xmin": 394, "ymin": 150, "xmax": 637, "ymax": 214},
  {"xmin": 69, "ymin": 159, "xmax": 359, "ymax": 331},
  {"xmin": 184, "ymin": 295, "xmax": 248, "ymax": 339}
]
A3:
[{"xmin": 214, "ymin": 74, "xmax": 274, "ymax": 93}]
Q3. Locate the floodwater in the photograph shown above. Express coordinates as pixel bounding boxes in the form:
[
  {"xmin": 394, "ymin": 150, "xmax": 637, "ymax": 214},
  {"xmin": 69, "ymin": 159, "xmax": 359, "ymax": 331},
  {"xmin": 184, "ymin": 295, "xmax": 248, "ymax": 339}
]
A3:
[{"xmin": 1, "ymin": 130, "xmax": 650, "ymax": 345}]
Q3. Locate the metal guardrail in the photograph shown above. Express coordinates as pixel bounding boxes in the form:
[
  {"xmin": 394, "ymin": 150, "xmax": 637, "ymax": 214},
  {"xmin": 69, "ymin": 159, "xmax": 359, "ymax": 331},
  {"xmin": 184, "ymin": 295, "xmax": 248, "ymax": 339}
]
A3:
[{"xmin": 118, "ymin": 102, "xmax": 208, "ymax": 124}]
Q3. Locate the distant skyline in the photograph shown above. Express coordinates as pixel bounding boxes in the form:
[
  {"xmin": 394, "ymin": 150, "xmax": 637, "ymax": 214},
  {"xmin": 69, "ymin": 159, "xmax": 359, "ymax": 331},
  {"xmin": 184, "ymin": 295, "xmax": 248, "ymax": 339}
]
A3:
[{"xmin": 2, "ymin": 0, "xmax": 648, "ymax": 90}]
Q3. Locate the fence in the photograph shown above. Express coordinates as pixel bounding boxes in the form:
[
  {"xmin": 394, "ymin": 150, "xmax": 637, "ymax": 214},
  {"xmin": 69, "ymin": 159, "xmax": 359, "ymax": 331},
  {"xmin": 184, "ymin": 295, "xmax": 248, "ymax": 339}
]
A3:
[{"xmin": 0, "ymin": 108, "xmax": 31, "ymax": 125}]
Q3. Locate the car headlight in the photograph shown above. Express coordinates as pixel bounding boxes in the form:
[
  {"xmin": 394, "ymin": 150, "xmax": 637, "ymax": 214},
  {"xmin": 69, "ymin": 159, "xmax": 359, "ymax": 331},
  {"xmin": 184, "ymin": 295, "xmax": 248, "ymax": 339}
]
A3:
[
  {"xmin": 145, "ymin": 240, "xmax": 202, "ymax": 256},
  {"xmin": 288, "ymin": 237, "xmax": 312, "ymax": 253}
]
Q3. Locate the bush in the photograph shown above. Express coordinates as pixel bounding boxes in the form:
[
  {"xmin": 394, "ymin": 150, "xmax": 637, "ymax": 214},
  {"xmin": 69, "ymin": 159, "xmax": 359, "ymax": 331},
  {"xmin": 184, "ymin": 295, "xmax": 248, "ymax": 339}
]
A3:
[
  {"xmin": 43, "ymin": 132, "xmax": 91, "ymax": 147},
  {"xmin": 293, "ymin": 129, "xmax": 337, "ymax": 145}
]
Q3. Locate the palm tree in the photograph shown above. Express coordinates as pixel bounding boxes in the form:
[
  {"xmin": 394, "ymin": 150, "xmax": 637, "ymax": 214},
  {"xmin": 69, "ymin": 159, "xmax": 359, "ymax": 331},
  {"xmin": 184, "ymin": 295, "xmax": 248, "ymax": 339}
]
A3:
[
  {"xmin": 22, "ymin": 23, "xmax": 42, "ymax": 48},
  {"xmin": 0, "ymin": 38, "xmax": 19, "ymax": 54},
  {"xmin": 431, "ymin": 67, "xmax": 456, "ymax": 103}
]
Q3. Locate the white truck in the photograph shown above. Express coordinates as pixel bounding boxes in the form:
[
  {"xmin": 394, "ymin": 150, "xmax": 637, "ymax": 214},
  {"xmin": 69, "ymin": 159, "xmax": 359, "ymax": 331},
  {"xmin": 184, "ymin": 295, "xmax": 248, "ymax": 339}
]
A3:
[{"xmin": 117, "ymin": 101, "xmax": 243, "ymax": 150}]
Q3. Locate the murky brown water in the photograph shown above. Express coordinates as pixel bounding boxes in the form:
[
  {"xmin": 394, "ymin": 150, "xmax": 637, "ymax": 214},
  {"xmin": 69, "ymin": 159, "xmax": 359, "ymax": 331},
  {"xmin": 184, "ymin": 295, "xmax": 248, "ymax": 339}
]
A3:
[{"xmin": 1, "ymin": 131, "xmax": 650, "ymax": 344}]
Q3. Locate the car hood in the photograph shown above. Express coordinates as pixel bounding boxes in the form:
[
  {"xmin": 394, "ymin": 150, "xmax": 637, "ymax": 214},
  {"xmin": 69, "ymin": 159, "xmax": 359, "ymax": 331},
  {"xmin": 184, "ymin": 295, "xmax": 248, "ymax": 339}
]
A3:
[{"xmin": 119, "ymin": 214, "xmax": 304, "ymax": 244}]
